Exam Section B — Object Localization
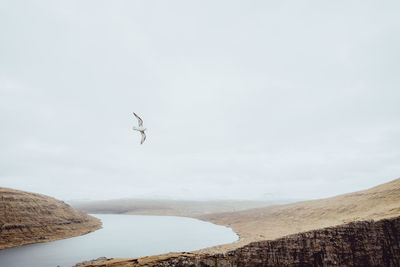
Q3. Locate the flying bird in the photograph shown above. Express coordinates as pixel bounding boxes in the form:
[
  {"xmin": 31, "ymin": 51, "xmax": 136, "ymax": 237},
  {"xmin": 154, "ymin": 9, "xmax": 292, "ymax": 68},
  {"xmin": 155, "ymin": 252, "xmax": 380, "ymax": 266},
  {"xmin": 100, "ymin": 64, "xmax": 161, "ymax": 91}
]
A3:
[{"xmin": 132, "ymin": 112, "xmax": 146, "ymax": 144}]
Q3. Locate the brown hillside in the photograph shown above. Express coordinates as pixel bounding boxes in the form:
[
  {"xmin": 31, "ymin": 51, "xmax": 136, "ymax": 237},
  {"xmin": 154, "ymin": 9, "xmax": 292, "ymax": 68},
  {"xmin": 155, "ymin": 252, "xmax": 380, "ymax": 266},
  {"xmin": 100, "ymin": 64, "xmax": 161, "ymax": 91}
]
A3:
[
  {"xmin": 198, "ymin": 177, "xmax": 400, "ymax": 252},
  {"xmin": 0, "ymin": 187, "xmax": 102, "ymax": 249}
]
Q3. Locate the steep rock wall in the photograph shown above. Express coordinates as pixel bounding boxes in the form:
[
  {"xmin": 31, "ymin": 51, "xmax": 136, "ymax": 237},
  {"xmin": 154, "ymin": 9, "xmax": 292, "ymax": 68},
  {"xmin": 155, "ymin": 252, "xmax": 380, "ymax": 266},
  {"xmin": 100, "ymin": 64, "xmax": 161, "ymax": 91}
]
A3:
[{"xmin": 159, "ymin": 217, "xmax": 400, "ymax": 267}]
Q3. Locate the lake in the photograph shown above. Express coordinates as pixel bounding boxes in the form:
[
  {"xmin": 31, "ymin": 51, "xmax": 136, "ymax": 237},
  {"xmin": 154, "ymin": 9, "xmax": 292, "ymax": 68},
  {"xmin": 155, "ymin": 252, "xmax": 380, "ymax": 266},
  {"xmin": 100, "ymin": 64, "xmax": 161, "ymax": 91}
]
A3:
[{"xmin": 0, "ymin": 214, "xmax": 238, "ymax": 267}]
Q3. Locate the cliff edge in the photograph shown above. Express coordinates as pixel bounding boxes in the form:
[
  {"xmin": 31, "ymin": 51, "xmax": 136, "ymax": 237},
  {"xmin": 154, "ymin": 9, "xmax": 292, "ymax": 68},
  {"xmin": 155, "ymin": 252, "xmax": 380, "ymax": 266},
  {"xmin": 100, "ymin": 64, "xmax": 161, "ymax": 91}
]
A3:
[{"xmin": 0, "ymin": 187, "xmax": 102, "ymax": 249}]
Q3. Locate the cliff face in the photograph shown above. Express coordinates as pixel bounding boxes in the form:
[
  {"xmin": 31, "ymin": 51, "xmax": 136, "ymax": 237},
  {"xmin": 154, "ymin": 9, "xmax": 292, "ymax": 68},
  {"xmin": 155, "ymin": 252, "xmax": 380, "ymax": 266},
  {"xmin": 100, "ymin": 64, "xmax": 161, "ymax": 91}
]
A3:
[
  {"xmin": 0, "ymin": 187, "xmax": 102, "ymax": 249},
  {"xmin": 188, "ymin": 217, "xmax": 400, "ymax": 267},
  {"xmin": 80, "ymin": 216, "xmax": 400, "ymax": 267}
]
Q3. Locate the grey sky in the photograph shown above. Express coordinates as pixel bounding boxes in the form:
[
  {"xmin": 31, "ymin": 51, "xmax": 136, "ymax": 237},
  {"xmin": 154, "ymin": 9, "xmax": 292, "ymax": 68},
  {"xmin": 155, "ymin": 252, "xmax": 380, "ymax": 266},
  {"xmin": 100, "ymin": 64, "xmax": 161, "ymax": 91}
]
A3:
[{"xmin": 1, "ymin": 1, "xmax": 399, "ymax": 200}]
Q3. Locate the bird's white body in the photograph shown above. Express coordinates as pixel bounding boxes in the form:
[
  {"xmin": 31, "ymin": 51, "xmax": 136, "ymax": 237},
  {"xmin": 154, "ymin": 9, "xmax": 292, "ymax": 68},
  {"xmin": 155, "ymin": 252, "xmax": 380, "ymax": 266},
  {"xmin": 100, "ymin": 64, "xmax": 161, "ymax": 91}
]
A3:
[
  {"xmin": 132, "ymin": 112, "xmax": 147, "ymax": 144},
  {"xmin": 132, "ymin": 126, "xmax": 146, "ymax": 132}
]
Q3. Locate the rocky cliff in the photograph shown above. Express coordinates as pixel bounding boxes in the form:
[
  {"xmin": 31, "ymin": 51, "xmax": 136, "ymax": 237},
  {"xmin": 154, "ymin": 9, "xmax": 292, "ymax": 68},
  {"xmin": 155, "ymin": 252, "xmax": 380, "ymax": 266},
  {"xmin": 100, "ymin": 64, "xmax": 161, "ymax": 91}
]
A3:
[
  {"xmin": 76, "ymin": 216, "xmax": 400, "ymax": 267},
  {"xmin": 0, "ymin": 187, "xmax": 102, "ymax": 249}
]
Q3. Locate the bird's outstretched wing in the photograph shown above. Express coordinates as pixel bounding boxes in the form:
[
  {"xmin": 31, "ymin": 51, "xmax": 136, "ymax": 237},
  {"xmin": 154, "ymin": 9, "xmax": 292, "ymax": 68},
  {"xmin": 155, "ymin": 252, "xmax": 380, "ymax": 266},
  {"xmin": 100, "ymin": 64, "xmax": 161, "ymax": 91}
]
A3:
[
  {"xmin": 133, "ymin": 112, "xmax": 143, "ymax": 127},
  {"xmin": 140, "ymin": 131, "xmax": 146, "ymax": 144}
]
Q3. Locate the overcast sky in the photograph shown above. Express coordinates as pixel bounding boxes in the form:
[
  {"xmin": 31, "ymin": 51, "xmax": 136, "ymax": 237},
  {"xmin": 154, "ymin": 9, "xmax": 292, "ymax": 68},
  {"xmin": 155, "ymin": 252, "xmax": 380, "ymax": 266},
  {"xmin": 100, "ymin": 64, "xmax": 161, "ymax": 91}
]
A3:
[{"xmin": 1, "ymin": 0, "xmax": 399, "ymax": 201}]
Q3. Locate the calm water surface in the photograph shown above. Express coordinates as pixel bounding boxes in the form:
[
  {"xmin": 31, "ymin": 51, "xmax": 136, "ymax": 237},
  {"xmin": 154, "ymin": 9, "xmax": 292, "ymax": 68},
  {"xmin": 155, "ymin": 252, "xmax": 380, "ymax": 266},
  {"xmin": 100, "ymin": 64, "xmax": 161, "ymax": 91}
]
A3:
[{"xmin": 0, "ymin": 214, "xmax": 238, "ymax": 267}]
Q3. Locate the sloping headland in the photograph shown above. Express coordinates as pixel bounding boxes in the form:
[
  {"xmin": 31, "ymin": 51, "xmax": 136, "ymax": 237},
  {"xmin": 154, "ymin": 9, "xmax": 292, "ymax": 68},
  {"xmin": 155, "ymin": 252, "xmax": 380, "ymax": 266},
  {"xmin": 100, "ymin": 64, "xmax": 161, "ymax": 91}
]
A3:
[
  {"xmin": 75, "ymin": 177, "xmax": 400, "ymax": 266},
  {"xmin": 0, "ymin": 187, "xmax": 102, "ymax": 249},
  {"xmin": 198, "ymin": 177, "xmax": 400, "ymax": 252}
]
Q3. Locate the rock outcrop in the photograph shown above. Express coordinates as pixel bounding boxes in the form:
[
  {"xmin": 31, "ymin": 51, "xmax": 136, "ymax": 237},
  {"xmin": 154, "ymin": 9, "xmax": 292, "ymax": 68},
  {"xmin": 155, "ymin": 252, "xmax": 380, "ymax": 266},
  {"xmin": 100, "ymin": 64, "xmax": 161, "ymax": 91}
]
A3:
[{"xmin": 0, "ymin": 187, "xmax": 102, "ymax": 249}]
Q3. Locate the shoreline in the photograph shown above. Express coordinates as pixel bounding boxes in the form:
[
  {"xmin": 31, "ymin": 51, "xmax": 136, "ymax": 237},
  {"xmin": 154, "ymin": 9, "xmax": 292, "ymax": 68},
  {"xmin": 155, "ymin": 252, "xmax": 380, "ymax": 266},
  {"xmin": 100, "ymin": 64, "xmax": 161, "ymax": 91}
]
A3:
[
  {"xmin": 0, "ymin": 221, "xmax": 102, "ymax": 251},
  {"xmin": 0, "ymin": 187, "xmax": 103, "ymax": 251}
]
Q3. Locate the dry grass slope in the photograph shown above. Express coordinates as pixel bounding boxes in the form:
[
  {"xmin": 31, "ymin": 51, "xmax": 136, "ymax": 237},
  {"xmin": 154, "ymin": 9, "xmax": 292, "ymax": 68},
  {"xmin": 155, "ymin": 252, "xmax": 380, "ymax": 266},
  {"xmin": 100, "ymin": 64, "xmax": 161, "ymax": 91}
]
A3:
[
  {"xmin": 198, "ymin": 177, "xmax": 400, "ymax": 252},
  {"xmin": 0, "ymin": 187, "xmax": 102, "ymax": 249}
]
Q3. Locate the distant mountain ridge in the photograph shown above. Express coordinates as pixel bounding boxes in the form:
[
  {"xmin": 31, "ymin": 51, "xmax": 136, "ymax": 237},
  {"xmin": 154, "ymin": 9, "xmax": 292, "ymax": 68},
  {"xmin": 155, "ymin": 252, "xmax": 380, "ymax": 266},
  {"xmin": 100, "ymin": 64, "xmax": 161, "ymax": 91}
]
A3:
[
  {"xmin": 0, "ymin": 187, "xmax": 102, "ymax": 249},
  {"xmin": 70, "ymin": 199, "xmax": 278, "ymax": 217}
]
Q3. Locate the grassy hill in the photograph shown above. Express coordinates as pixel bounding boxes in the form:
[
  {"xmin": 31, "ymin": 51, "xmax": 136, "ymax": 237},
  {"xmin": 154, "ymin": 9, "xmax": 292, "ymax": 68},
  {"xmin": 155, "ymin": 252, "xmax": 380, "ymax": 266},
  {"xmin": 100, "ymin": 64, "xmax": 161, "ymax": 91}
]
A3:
[
  {"xmin": 0, "ymin": 187, "xmax": 102, "ymax": 249},
  {"xmin": 198, "ymin": 177, "xmax": 400, "ymax": 252}
]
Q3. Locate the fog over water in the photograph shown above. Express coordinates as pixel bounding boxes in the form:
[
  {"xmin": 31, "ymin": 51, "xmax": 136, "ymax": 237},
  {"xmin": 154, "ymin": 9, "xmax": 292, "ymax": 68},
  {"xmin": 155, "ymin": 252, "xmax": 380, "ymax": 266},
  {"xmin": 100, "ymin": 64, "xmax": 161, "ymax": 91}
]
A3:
[{"xmin": 1, "ymin": 1, "xmax": 399, "ymax": 200}]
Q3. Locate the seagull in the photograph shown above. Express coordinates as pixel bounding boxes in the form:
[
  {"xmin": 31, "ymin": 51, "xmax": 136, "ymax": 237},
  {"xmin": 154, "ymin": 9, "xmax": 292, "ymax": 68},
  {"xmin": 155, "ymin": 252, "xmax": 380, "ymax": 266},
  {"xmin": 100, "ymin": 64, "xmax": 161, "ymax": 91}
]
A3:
[{"xmin": 132, "ymin": 112, "xmax": 146, "ymax": 144}]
